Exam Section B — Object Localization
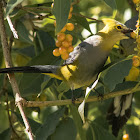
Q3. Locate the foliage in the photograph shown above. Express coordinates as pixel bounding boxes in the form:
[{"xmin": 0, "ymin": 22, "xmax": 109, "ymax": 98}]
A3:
[{"xmin": 0, "ymin": 0, "xmax": 140, "ymax": 140}]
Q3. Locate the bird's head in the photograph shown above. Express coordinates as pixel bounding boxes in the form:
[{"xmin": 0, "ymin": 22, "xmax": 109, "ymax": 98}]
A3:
[{"xmin": 99, "ymin": 18, "xmax": 133, "ymax": 41}]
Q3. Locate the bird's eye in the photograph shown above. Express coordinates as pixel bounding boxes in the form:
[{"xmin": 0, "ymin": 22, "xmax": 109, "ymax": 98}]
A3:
[{"xmin": 116, "ymin": 25, "xmax": 122, "ymax": 30}]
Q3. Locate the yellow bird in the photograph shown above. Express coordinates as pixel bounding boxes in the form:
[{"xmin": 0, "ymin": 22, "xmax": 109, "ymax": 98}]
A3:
[{"xmin": 0, "ymin": 18, "xmax": 133, "ymax": 136}]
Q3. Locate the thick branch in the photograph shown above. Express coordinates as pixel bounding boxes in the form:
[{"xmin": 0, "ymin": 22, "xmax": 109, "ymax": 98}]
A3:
[
  {"xmin": 25, "ymin": 86, "xmax": 140, "ymax": 107},
  {"xmin": 0, "ymin": 3, "xmax": 34, "ymax": 140}
]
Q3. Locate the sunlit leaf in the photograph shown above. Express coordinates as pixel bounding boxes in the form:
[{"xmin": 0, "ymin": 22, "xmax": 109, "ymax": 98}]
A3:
[{"xmin": 52, "ymin": 0, "xmax": 71, "ymax": 34}]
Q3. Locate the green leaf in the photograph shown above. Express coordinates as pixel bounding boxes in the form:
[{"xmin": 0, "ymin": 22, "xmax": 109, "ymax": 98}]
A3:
[
  {"xmin": 35, "ymin": 107, "xmax": 65, "ymax": 140},
  {"xmin": 73, "ymin": 15, "xmax": 91, "ymax": 33},
  {"xmin": 19, "ymin": 47, "xmax": 60, "ymax": 95},
  {"xmin": 126, "ymin": 125, "xmax": 140, "ymax": 140},
  {"xmin": 103, "ymin": 58, "xmax": 132, "ymax": 91},
  {"xmin": 34, "ymin": 30, "xmax": 55, "ymax": 54},
  {"xmin": 15, "ymin": 112, "xmax": 41, "ymax": 135},
  {"xmin": 113, "ymin": 81, "xmax": 138, "ymax": 92},
  {"xmin": 87, "ymin": 122, "xmax": 116, "ymax": 140},
  {"xmin": 6, "ymin": 0, "xmax": 24, "ymax": 16},
  {"xmin": 70, "ymin": 105, "xmax": 87, "ymax": 140},
  {"xmin": 52, "ymin": 0, "xmax": 71, "ymax": 34},
  {"xmin": 103, "ymin": 0, "xmax": 117, "ymax": 10},
  {"xmin": 0, "ymin": 128, "xmax": 11, "ymax": 140},
  {"xmin": 16, "ymin": 21, "xmax": 33, "ymax": 44},
  {"xmin": 51, "ymin": 117, "xmax": 77, "ymax": 140}
]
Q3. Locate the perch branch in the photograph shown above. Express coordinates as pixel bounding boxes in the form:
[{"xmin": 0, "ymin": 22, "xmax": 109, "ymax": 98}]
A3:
[{"xmin": 25, "ymin": 86, "xmax": 140, "ymax": 107}]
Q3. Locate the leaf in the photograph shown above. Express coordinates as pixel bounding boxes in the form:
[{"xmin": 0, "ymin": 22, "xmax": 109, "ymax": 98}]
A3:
[
  {"xmin": 126, "ymin": 125, "xmax": 140, "ymax": 140},
  {"xmin": 103, "ymin": 58, "xmax": 132, "ymax": 91},
  {"xmin": 73, "ymin": 14, "xmax": 91, "ymax": 33},
  {"xmin": 16, "ymin": 21, "xmax": 33, "ymax": 44},
  {"xmin": 103, "ymin": 0, "xmax": 117, "ymax": 10},
  {"xmin": 34, "ymin": 30, "xmax": 55, "ymax": 54},
  {"xmin": 113, "ymin": 81, "xmax": 138, "ymax": 92},
  {"xmin": 35, "ymin": 107, "xmax": 65, "ymax": 140},
  {"xmin": 0, "ymin": 128, "xmax": 11, "ymax": 140},
  {"xmin": 6, "ymin": 0, "xmax": 24, "ymax": 16},
  {"xmin": 52, "ymin": 0, "xmax": 71, "ymax": 34},
  {"xmin": 70, "ymin": 105, "xmax": 87, "ymax": 140},
  {"xmin": 87, "ymin": 122, "xmax": 116, "ymax": 140},
  {"xmin": 19, "ymin": 47, "xmax": 60, "ymax": 95},
  {"xmin": 15, "ymin": 112, "xmax": 41, "ymax": 135},
  {"xmin": 51, "ymin": 117, "xmax": 77, "ymax": 140}
]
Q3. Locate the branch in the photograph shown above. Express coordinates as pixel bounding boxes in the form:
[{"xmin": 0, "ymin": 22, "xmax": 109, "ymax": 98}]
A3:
[
  {"xmin": 0, "ymin": 3, "xmax": 34, "ymax": 140},
  {"xmin": 25, "ymin": 86, "xmax": 140, "ymax": 107}
]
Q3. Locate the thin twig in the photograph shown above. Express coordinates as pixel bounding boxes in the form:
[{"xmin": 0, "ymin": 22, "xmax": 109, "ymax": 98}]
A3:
[
  {"xmin": 25, "ymin": 86, "xmax": 140, "ymax": 107},
  {"xmin": 72, "ymin": 13, "xmax": 102, "ymax": 22},
  {"xmin": 5, "ymin": 93, "xmax": 21, "ymax": 139},
  {"xmin": 0, "ymin": 3, "xmax": 34, "ymax": 140}
]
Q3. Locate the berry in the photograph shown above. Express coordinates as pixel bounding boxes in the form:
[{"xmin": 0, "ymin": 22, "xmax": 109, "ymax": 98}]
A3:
[
  {"xmin": 57, "ymin": 33, "xmax": 66, "ymax": 41},
  {"xmin": 125, "ymin": 66, "xmax": 140, "ymax": 81},
  {"xmin": 55, "ymin": 40, "xmax": 62, "ymax": 47},
  {"xmin": 66, "ymin": 23, "xmax": 74, "ymax": 31},
  {"xmin": 53, "ymin": 48, "xmax": 60, "ymax": 56},
  {"xmin": 62, "ymin": 40, "xmax": 69, "ymax": 47},
  {"xmin": 123, "ymin": 134, "xmax": 129, "ymax": 140},
  {"xmin": 133, "ymin": 0, "xmax": 140, "ymax": 4},
  {"xmin": 68, "ymin": 41, "xmax": 72, "ymax": 46},
  {"xmin": 61, "ymin": 53, "xmax": 69, "ymax": 60},
  {"xmin": 59, "ymin": 47, "xmax": 67, "ymax": 54},
  {"xmin": 67, "ymin": 46, "xmax": 74, "ymax": 52},
  {"xmin": 132, "ymin": 55, "xmax": 140, "ymax": 67},
  {"xmin": 65, "ymin": 34, "xmax": 73, "ymax": 42}
]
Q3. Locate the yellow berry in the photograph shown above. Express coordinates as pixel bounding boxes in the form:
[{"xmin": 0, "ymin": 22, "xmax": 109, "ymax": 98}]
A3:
[
  {"xmin": 65, "ymin": 34, "xmax": 73, "ymax": 42},
  {"xmin": 67, "ymin": 46, "xmax": 74, "ymax": 52},
  {"xmin": 125, "ymin": 66, "xmax": 140, "ymax": 81},
  {"xmin": 66, "ymin": 23, "xmax": 74, "ymax": 31},
  {"xmin": 55, "ymin": 40, "xmax": 62, "ymax": 47},
  {"xmin": 132, "ymin": 55, "xmax": 140, "ymax": 67},
  {"xmin": 133, "ymin": 0, "xmax": 140, "ymax": 4},
  {"xmin": 68, "ymin": 41, "xmax": 72, "ymax": 46},
  {"xmin": 59, "ymin": 47, "xmax": 67, "ymax": 54},
  {"xmin": 130, "ymin": 31, "xmax": 137, "ymax": 39},
  {"xmin": 70, "ymin": 6, "xmax": 73, "ymax": 12},
  {"xmin": 123, "ymin": 134, "xmax": 129, "ymax": 140},
  {"xmin": 68, "ymin": 13, "xmax": 72, "ymax": 19},
  {"xmin": 53, "ymin": 48, "xmax": 60, "ymax": 56},
  {"xmin": 57, "ymin": 33, "xmax": 66, "ymax": 41},
  {"xmin": 61, "ymin": 53, "xmax": 69, "ymax": 60},
  {"xmin": 62, "ymin": 40, "xmax": 69, "ymax": 47}
]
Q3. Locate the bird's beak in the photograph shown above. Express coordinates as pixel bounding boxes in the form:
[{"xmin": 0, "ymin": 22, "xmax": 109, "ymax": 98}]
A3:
[
  {"xmin": 122, "ymin": 28, "xmax": 133, "ymax": 38},
  {"xmin": 122, "ymin": 28, "xmax": 133, "ymax": 34}
]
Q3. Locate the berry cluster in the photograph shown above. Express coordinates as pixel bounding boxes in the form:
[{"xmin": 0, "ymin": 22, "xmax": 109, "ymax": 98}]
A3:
[{"xmin": 53, "ymin": 5, "xmax": 75, "ymax": 60}]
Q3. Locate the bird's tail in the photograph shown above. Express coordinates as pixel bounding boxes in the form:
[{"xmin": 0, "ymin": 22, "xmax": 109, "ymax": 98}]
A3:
[
  {"xmin": 106, "ymin": 94, "xmax": 133, "ymax": 137},
  {"xmin": 0, "ymin": 65, "xmax": 62, "ymax": 79}
]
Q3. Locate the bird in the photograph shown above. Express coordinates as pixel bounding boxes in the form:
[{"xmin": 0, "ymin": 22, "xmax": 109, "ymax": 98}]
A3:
[{"xmin": 0, "ymin": 18, "xmax": 133, "ymax": 136}]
